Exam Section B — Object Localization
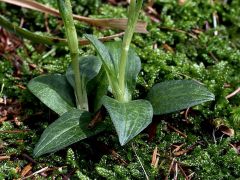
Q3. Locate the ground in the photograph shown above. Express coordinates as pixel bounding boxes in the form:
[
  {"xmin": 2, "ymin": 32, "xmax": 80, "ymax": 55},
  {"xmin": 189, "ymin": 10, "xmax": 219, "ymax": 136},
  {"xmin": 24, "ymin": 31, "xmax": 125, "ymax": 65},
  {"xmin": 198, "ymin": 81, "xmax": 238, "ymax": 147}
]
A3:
[{"xmin": 0, "ymin": 0, "xmax": 240, "ymax": 179}]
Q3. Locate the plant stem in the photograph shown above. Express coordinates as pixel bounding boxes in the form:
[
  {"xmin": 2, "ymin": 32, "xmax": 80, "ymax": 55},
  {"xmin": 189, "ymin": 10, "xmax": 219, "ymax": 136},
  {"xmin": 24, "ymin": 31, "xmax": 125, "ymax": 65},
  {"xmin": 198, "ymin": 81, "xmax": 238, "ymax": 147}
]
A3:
[
  {"xmin": 57, "ymin": 0, "xmax": 88, "ymax": 110},
  {"xmin": 118, "ymin": 0, "xmax": 143, "ymax": 102}
]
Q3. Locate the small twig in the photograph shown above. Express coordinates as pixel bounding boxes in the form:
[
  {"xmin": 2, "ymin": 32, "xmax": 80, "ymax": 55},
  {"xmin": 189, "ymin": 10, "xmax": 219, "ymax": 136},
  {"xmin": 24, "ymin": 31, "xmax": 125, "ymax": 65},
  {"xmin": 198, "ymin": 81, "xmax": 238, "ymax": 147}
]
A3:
[
  {"xmin": 0, "ymin": 155, "xmax": 10, "ymax": 161},
  {"xmin": 88, "ymin": 107, "xmax": 105, "ymax": 128},
  {"xmin": 172, "ymin": 143, "xmax": 185, "ymax": 153},
  {"xmin": 184, "ymin": 108, "xmax": 191, "ymax": 124},
  {"xmin": 21, "ymin": 166, "xmax": 49, "ymax": 180},
  {"xmin": 22, "ymin": 153, "xmax": 37, "ymax": 164},
  {"xmin": 226, "ymin": 87, "xmax": 240, "ymax": 99},
  {"xmin": 0, "ymin": 130, "xmax": 30, "ymax": 133},
  {"xmin": 178, "ymin": 164, "xmax": 189, "ymax": 180},
  {"xmin": 167, "ymin": 124, "xmax": 187, "ymax": 138},
  {"xmin": 164, "ymin": 158, "xmax": 175, "ymax": 180},
  {"xmin": 174, "ymin": 163, "xmax": 178, "ymax": 180},
  {"xmin": 187, "ymin": 172, "xmax": 195, "ymax": 179},
  {"xmin": 173, "ymin": 142, "xmax": 202, "ymax": 157},
  {"xmin": 44, "ymin": 13, "xmax": 50, "ymax": 33},
  {"xmin": 151, "ymin": 146, "xmax": 160, "ymax": 168},
  {"xmin": 132, "ymin": 143, "xmax": 149, "ymax": 180},
  {"xmin": 212, "ymin": 128, "xmax": 217, "ymax": 144}
]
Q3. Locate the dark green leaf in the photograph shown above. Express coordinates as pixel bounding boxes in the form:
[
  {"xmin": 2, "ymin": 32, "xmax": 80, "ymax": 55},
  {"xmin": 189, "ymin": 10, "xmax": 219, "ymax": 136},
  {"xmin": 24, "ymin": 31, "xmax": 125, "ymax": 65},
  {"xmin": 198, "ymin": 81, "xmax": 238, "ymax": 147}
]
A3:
[
  {"xmin": 65, "ymin": 55, "xmax": 102, "ymax": 89},
  {"xmin": 28, "ymin": 74, "xmax": 75, "ymax": 115},
  {"xmin": 34, "ymin": 109, "xmax": 105, "ymax": 157},
  {"xmin": 147, "ymin": 80, "xmax": 215, "ymax": 115},
  {"xmin": 87, "ymin": 68, "xmax": 108, "ymax": 112},
  {"xmin": 102, "ymin": 96, "xmax": 153, "ymax": 145}
]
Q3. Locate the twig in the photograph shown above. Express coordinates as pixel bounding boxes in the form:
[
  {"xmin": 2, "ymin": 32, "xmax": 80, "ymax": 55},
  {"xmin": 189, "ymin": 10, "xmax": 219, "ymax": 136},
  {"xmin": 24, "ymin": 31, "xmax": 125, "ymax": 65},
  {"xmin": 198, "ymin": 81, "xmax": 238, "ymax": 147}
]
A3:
[
  {"xmin": 174, "ymin": 163, "xmax": 178, "ymax": 180},
  {"xmin": 184, "ymin": 108, "xmax": 191, "ymax": 124},
  {"xmin": 178, "ymin": 164, "xmax": 189, "ymax": 180},
  {"xmin": 226, "ymin": 87, "xmax": 240, "ymax": 99},
  {"xmin": 164, "ymin": 158, "xmax": 175, "ymax": 180},
  {"xmin": 167, "ymin": 124, "xmax": 187, "ymax": 138},
  {"xmin": 22, "ymin": 153, "xmax": 37, "ymax": 164},
  {"xmin": 187, "ymin": 172, "xmax": 195, "ymax": 179},
  {"xmin": 151, "ymin": 146, "xmax": 160, "ymax": 168},
  {"xmin": 88, "ymin": 107, "xmax": 106, "ymax": 128},
  {"xmin": 21, "ymin": 166, "xmax": 49, "ymax": 180},
  {"xmin": 0, "ymin": 155, "xmax": 10, "ymax": 161},
  {"xmin": 0, "ymin": 130, "xmax": 30, "ymax": 133},
  {"xmin": 173, "ymin": 142, "xmax": 201, "ymax": 157},
  {"xmin": 212, "ymin": 128, "xmax": 217, "ymax": 144},
  {"xmin": 132, "ymin": 143, "xmax": 149, "ymax": 180}
]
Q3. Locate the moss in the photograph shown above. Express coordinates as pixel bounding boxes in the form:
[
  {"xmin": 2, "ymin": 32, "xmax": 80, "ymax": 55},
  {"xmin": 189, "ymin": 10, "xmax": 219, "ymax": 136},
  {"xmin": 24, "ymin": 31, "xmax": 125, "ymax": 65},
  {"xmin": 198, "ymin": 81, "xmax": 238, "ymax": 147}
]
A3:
[{"xmin": 0, "ymin": 0, "xmax": 240, "ymax": 179}]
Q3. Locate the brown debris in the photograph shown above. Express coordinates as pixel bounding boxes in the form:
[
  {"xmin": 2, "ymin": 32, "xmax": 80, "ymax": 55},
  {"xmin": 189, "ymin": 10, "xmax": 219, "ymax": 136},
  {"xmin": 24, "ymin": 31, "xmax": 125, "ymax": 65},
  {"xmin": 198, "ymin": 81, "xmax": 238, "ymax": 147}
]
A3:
[
  {"xmin": 171, "ymin": 143, "xmax": 185, "ymax": 153},
  {"xmin": 151, "ymin": 146, "xmax": 160, "ymax": 168},
  {"xmin": 230, "ymin": 142, "xmax": 240, "ymax": 154},
  {"xmin": 0, "ymin": 155, "xmax": 10, "ymax": 161},
  {"xmin": 226, "ymin": 87, "xmax": 240, "ymax": 99},
  {"xmin": 88, "ymin": 107, "xmax": 106, "ymax": 128},
  {"xmin": 21, "ymin": 163, "xmax": 33, "ymax": 177},
  {"xmin": 0, "ymin": 27, "xmax": 22, "ymax": 55},
  {"xmin": 178, "ymin": 0, "xmax": 186, "ymax": 5},
  {"xmin": 162, "ymin": 44, "xmax": 174, "ymax": 53},
  {"xmin": 0, "ymin": 129, "xmax": 29, "ymax": 133},
  {"xmin": 0, "ymin": 99, "xmax": 22, "ymax": 124},
  {"xmin": 164, "ymin": 158, "xmax": 175, "ymax": 180},
  {"xmin": 219, "ymin": 125, "xmax": 234, "ymax": 137},
  {"xmin": 167, "ymin": 124, "xmax": 187, "ymax": 138},
  {"xmin": 173, "ymin": 142, "xmax": 202, "ymax": 157}
]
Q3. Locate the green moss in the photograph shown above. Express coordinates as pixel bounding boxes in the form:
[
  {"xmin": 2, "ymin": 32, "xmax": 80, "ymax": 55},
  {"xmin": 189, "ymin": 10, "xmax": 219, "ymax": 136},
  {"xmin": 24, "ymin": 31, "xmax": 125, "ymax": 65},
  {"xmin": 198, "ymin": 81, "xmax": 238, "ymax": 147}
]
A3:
[{"xmin": 0, "ymin": 0, "xmax": 240, "ymax": 179}]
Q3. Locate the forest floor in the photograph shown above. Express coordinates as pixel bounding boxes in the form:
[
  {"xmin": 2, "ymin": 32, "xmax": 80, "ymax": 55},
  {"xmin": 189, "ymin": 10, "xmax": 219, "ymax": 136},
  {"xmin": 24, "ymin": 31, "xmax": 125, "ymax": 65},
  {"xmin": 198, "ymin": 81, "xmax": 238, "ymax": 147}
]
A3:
[{"xmin": 0, "ymin": 0, "xmax": 240, "ymax": 179}]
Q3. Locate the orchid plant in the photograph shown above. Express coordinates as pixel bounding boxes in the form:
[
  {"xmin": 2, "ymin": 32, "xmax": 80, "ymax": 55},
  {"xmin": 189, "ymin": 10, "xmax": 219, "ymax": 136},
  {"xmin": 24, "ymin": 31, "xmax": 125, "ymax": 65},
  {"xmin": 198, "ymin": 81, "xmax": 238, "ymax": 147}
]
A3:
[{"xmin": 27, "ymin": 0, "xmax": 214, "ymax": 157}]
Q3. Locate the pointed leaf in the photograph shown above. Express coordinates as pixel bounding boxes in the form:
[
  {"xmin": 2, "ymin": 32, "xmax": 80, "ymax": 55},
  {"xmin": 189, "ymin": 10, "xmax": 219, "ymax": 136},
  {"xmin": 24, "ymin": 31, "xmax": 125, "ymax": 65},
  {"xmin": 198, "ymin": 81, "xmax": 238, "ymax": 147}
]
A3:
[
  {"xmin": 28, "ymin": 74, "xmax": 75, "ymax": 115},
  {"xmin": 66, "ymin": 55, "xmax": 102, "ymax": 89},
  {"xmin": 84, "ymin": 34, "xmax": 120, "ymax": 98},
  {"xmin": 147, "ymin": 80, "xmax": 215, "ymax": 115},
  {"xmin": 84, "ymin": 34, "xmax": 114, "ymax": 74},
  {"xmin": 105, "ymin": 41, "xmax": 141, "ymax": 100},
  {"xmin": 102, "ymin": 96, "xmax": 153, "ymax": 145},
  {"xmin": 34, "ymin": 109, "xmax": 105, "ymax": 157}
]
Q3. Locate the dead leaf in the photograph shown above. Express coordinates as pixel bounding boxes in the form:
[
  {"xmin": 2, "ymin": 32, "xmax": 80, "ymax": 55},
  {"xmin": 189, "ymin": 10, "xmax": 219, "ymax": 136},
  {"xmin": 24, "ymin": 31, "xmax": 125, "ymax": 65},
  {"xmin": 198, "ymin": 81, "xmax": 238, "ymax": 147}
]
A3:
[
  {"xmin": 151, "ymin": 146, "xmax": 159, "ymax": 168},
  {"xmin": 21, "ymin": 163, "xmax": 33, "ymax": 177},
  {"xmin": 230, "ymin": 142, "xmax": 240, "ymax": 154},
  {"xmin": 219, "ymin": 125, "xmax": 234, "ymax": 137},
  {"xmin": 0, "ymin": 0, "xmax": 147, "ymax": 33}
]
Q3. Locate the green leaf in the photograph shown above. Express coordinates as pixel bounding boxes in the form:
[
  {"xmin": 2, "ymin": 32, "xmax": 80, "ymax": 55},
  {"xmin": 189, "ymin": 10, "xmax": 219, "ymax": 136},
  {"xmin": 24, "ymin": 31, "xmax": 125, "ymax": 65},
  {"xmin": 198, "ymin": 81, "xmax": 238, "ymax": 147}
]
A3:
[
  {"xmin": 65, "ymin": 55, "xmax": 102, "ymax": 89},
  {"xmin": 84, "ymin": 34, "xmax": 121, "ymax": 99},
  {"xmin": 105, "ymin": 41, "xmax": 141, "ymax": 100},
  {"xmin": 28, "ymin": 74, "xmax": 75, "ymax": 115},
  {"xmin": 102, "ymin": 96, "xmax": 153, "ymax": 145},
  {"xmin": 147, "ymin": 80, "xmax": 215, "ymax": 115},
  {"xmin": 87, "ymin": 68, "xmax": 109, "ymax": 112},
  {"xmin": 34, "ymin": 109, "xmax": 105, "ymax": 157},
  {"xmin": 84, "ymin": 34, "xmax": 114, "ymax": 74}
]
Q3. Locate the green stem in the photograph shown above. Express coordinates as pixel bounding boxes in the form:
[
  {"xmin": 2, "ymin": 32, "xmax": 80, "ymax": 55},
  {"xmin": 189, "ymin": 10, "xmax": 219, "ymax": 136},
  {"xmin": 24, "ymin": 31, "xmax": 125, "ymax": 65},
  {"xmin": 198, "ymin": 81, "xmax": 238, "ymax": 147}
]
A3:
[
  {"xmin": 57, "ymin": 0, "xmax": 88, "ymax": 111},
  {"xmin": 118, "ymin": 0, "xmax": 143, "ymax": 102}
]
